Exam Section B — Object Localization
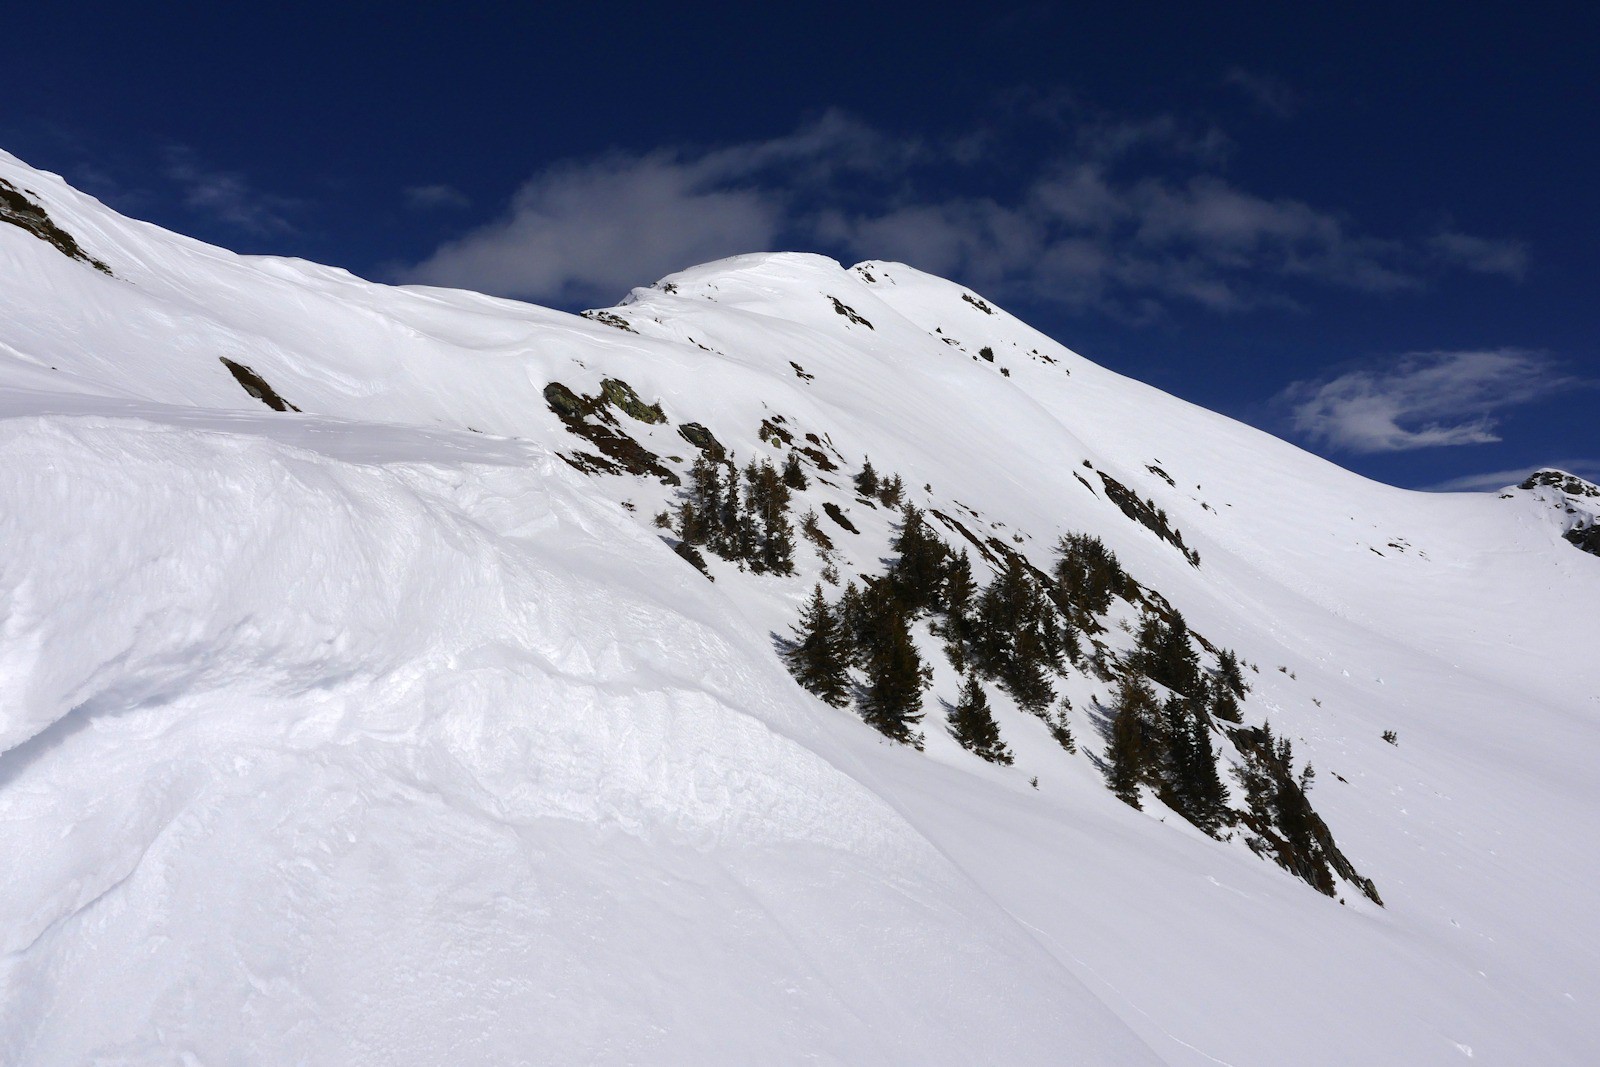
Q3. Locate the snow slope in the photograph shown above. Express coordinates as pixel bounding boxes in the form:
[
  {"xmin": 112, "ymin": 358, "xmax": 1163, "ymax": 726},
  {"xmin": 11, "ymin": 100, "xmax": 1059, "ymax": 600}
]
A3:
[{"xmin": 1, "ymin": 147, "xmax": 1597, "ymax": 1064}]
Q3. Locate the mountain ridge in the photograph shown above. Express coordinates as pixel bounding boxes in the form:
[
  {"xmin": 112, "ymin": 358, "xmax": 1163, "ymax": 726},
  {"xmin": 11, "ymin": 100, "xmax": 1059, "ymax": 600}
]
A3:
[{"xmin": 1, "ymin": 147, "xmax": 1597, "ymax": 1065}]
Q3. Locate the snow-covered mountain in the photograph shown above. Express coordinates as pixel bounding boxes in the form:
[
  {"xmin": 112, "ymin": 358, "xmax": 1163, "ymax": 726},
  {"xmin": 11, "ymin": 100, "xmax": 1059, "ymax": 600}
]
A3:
[{"xmin": 2, "ymin": 148, "xmax": 1596, "ymax": 1065}]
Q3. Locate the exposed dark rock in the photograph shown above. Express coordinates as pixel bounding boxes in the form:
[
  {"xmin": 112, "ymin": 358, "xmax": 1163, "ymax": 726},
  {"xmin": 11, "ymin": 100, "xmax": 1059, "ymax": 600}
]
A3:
[
  {"xmin": 543, "ymin": 382, "xmax": 588, "ymax": 420},
  {"xmin": 1098, "ymin": 471, "xmax": 1201, "ymax": 567},
  {"xmin": 677, "ymin": 422, "xmax": 724, "ymax": 458},
  {"xmin": 1229, "ymin": 725, "xmax": 1383, "ymax": 906},
  {"xmin": 1519, "ymin": 469, "xmax": 1600, "ymax": 498},
  {"xmin": 798, "ymin": 444, "xmax": 837, "ymax": 471},
  {"xmin": 0, "ymin": 178, "xmax": 112, "ymax": 275},
  {"xmin": 544, "ymin": 380, "xmax": 678, "ymax": 485},
  {"xmin": 822, "ymin": 501, "xmax": 859, "ymax": 534},
  {"xmin": 220, "ymin": 357, "xmax": 300, "ymax": 412},
  {"xmin": 758, "ymin": 417, "xmax": 793, "ymax": 446},
  {"xmin": 581, "ymin": 310, "xmax": 636, "ymax": 333},
  {"xmin": 600, "ymin": 378, "xmax": 666, "ymax": 423},
  {"xmin": 828, "ymin": 296, "xmax": 873, "ymax": 329},
  {"xmin": 962, "ymin": 293, "xmax": 994, "ymax": 314},
  {"xmin": 1564, "ymin": 524, "xmax": 1600, "ymax": 557}
]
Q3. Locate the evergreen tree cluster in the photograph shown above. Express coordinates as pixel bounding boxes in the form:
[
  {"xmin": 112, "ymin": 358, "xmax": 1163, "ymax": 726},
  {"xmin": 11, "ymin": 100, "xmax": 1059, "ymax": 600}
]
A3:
[
  {"xmin": 960, "ymin": 557, "xmax": 1076, "ymax": 716},
  {"xmin": 785, "ymin": 573, "xmax": 931, "ymax": 749},
  {"xmin": 948, "ymin": 677, "xmax": 1013, "ymax": 764},
  {"xmin": 854, "ymin": 457, "xmax": 906, "ymax": 508},
  {"xmin": 1053, "ymin": 532, "xmax": 1130, "ymax": 623},
  {"xmin": 1102, "ymin": 610, "xmax": 1228, "ymax": 833},
  {"xmin": 770, "ymin": 473, "xmax": 1257, "ymax": 843},
  {"xmin": 1230, "ymin": 722, "xmax": 1338, "ymax": 893},
  {"xmin": 677, "ymin": 452, "xmax": 796, "ymax": 575}
]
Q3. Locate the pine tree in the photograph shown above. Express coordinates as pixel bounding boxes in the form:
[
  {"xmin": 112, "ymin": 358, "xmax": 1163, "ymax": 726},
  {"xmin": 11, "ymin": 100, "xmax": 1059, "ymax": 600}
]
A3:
[
  {"xmin": 1207, "ymin": 675, "xmax": 1244, "ymax": 723},
  {"xmin": 680, "ymin": 453, "xmax": 723, "ymax": 548},
  {"xmin": 854, "ymin": 457, "xmax": 879, "ymax": 498},
  {"xmin": 1054, "ymin": 533, "xmax": 1127, "ymax": 620},
  {"xmin": 857, "ymin": 594, "xmax": 928, "ymax": 747},
  {"xmin": 784, "ymin": 585, "xmax": 851, "ymax": 707},
  {"xmin": 1154, "ymin": 695, "xmax": 1228, "ymax": 834},
  {"xmin": 942, "ymin": 549, "xmax": 976, "ymax": 616},
  {"xmin": 1134, "ymin": 610, "xmax": 1200, "ymax": 699},
  {"xmin": 973, "ymin": 557, "xmax": 1058, "ymax": 715},
  {"xmin": 1104, "ymin": 674, "xmax": 1157, "ymax": 808},
  {"xmin": 887, "ymin": 504, "xmax": 948, "ymax": 615},
  {"xmin": 1047, "ymin": 701, "xmax": 1076, "ymax": 753},
  {"xmin": 878, "ymin": 473, "xmax": 905, "ymax": 507},
  {"xmin": 743, "ymin": 458, "xmax": 795, "ymax": 575},
  {"xmin": 935, "ymin": 551, "xmax": 977, "ymax": 675},
  {"xmin": 948, "ymin": 676, "xmax": 1012, "ymax": 764},
  {"xmin": 1216, "ymin": 647, "xmax": 1249, "ymax": 698},
  {"xmin": 781, "ymin": 451, "xmax": 808, "ymax": 491},
  {"xmin": 1185, "ymin": 708, "xmax": 1228, "ymax": 832}
]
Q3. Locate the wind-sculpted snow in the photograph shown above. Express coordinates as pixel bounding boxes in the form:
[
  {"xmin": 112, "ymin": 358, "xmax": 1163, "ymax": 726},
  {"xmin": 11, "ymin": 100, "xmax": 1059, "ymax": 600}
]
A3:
[
  {"xmin": 1, "ymin": 147, "xmax": 1597, "ymax": 1064},
  {"xmin": 0, "ymin": 413, "xmax": 1153, "ymax": 1063}
]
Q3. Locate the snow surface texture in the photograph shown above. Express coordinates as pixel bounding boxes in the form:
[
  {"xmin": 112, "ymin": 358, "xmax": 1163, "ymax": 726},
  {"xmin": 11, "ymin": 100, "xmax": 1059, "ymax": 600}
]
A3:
[{"xmin": 1, "ymin": 147, "xmax": 1597, "ymax": 1064}]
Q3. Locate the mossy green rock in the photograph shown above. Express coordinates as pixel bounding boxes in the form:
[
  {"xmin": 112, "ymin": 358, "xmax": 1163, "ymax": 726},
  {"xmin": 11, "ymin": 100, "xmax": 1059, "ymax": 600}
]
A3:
[
  {"xmin": 543, "ymin": 382, "xmax": 588, "ymax": 420},
  {"xmin": 677, "ymin": 422, "xmax": 723, "ymax": 456},
  {"xmin": 600, "ymin": 378, "xmax": 666, "ymax": 423}
]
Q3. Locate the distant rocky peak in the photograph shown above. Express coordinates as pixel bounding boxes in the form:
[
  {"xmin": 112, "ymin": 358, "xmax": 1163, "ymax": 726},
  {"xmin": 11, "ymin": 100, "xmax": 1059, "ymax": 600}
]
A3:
[{"xmin": 1517, "ymin": 468, "xmax": 1600, "ymax": 499}]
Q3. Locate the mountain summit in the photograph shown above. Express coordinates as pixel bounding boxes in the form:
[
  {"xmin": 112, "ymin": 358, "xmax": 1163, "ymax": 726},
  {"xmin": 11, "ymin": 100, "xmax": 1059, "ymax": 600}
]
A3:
[{"xmin": 1, "ymin": 149, "xmax": 1596, "ymax": 1065}]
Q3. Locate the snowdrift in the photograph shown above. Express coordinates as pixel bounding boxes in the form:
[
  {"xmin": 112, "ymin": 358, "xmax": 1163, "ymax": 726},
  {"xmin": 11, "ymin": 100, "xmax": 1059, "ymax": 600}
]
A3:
[{"xmin": 1, "ymin": 148, "xmax": 1597, "ymax": 1064}]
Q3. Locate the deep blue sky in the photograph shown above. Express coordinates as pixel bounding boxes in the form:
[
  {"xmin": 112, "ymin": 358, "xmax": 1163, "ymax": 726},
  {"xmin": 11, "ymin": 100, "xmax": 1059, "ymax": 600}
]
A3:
[{"xmin": 4, "ymin": 2, "xmax": 1594, "ymax": 490}]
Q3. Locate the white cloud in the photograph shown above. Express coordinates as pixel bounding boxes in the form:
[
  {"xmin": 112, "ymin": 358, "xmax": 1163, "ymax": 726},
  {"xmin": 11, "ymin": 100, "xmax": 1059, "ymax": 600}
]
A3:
[
  {"xmin": 1430, "ymin": 231, "xmax": 1528, "ymax": 280},
  {"xmin": 404, "ymin": 151, "xmax": 787, "ymax": 305},
  {"xmin": 404, "ymin": 184, "xmax": 471, "ymax": 210},
  {"xmin": 163, "ymin": 147, "xmax": 297, "ymax": 234},
  {"xmin": 400, "ymin": 112, "xmax": 1530, "ymax": 312},
  {"xmin": 1281, "ymin": 350, "xmax": 1582, "ymax": 453},
  {"xmin": 1223, "ymin": 69, "xmax": 1299, "ymax": 118}
]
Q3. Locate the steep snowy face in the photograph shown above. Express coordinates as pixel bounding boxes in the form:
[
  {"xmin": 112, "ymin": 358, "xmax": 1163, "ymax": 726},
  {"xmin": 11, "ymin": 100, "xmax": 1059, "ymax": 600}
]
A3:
[{"xmin": 1, "ymin": 148, "xmax": 1598, "ymax": 1066}]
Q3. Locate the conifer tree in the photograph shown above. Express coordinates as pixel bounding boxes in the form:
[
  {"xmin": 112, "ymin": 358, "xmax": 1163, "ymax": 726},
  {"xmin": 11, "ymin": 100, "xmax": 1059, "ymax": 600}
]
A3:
[
  {"xmin": 854, "ymin": 457, "xmax": 880, "ymax": 498},
  {"xmin": 936, "ymin": 550, "xmax": 978, "ymax": 674},
  {"xmin": 942, "ymin": 549, "xmax": 976, "ymax": 617},
  {"xmin": 1134, "ymin": 610, "xmax": 1200, "ymax": 698},
  {"xmin": 1216, "ymin": 648, "xmax": 1249, "ymax": 698},
  {"xmin": 948, "ymin": 676, "xmax": 1012, "ymax": 764},
  {"xmin": 784, "ymin": 584, "xmax": 851, "ymax": 707},
  {"xmin": 1184, "ymin": 706, "xmax": 1228, "ymax": 833},
  {"xmin": 1047, "ymin": 703, "xmax": 1076, "ymax": 753},
  {"xmin": 680, "ymin": 453, "xmax": 722, "ymax": 548},
  {"xmin": 1105, "ymin": 674, "xmax": 1158, "ymax": 808},
  {"xmin": 1207, "ymin": 676, "xmax": 1244, "ymax": 723},
  {"xmin": 781, "ymin": 451, "xmax": 808, "ymax": 491},
  {"xmin": 887, "ymin": 505, "xmax": 948, "ymax": 615},
  {"xmin": 878, "ymin": 473, "xmax": 905, "ymax": 507},
  {"xmin": 1054, "ymin": 533, "xmax": 1127, "ymax": 619},
  {"xmin": 743, "ymin": 458, "xmax": 795, "ymax": 575},
  {"xmin": 857, "ymin": 593, "xmax": 928, "ymax": 747},
  {"xmin": 973, "ymin": 558, "xmax": 1059, "ymax": 715}
]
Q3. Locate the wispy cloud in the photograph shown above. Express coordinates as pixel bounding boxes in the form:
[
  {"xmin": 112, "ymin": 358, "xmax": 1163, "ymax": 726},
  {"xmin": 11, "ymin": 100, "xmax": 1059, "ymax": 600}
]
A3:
[
  {"xmin": 163, "ymin": 147, "xmax": 298, "ymax": 234},
  {"xmin": 404, "ymin": 184, "xmax": 471, "ymax": 210},
  {"xmin": 400, "ymin": 110, "xmax": 1530, "ymax": 312},
  {"xmin": 1280, "ymin": 349, "xmax": 1584, "ymax": 453},
  {"xmin": 1423, "ymin": 460, "xmax": 1600, "ymax": 493},
  {"xmin": 1223, "ymin": 68, "xmax": 1299, "ymax": 118},
  {"xmin": 1429, "ymin": 231, "xmax": 1528, "ymax": 280}
]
